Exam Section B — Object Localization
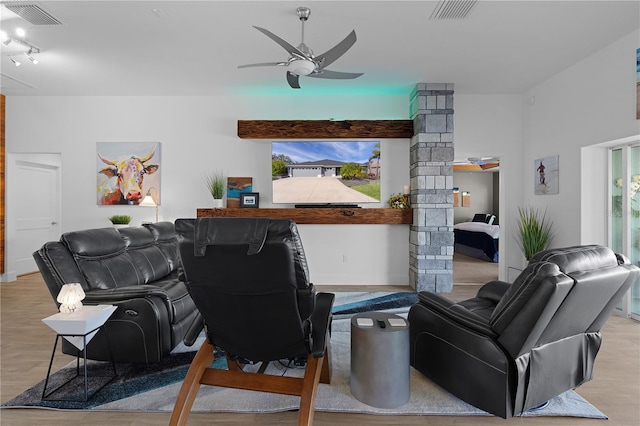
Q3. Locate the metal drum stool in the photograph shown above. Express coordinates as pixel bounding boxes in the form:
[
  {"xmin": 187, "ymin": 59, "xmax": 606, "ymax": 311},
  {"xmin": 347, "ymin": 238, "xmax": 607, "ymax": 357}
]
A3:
[{"xmin": 350, "ymin": 311, "xmax": 410, "ymax": 408}]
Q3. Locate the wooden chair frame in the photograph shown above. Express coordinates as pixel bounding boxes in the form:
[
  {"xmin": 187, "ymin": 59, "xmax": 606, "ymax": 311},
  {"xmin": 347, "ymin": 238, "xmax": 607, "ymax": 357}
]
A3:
[{"xmin": 169, "ymin": 339, "xmax": 331, "ymax": 426}]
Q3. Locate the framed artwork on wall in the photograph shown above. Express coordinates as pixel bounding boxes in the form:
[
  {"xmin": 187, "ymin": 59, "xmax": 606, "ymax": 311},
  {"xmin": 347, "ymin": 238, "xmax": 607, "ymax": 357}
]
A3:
[
  {"xmin": 534, "ymin": 155, "xmax": 559, "ymax": 195},
  {"xmin": 96, "ymin": 142, "xmax": 161, "ymax": 205}
]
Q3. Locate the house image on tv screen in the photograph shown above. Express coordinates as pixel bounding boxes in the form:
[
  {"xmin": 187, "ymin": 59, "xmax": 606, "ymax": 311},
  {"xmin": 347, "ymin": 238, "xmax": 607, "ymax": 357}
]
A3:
[
  {"xmin": 287, "ymin": 158, "xmax": 379, "ymax": 179},
  {"xmin": 272, "ymin": 141, "xmax": 381, "ymax": 205}
]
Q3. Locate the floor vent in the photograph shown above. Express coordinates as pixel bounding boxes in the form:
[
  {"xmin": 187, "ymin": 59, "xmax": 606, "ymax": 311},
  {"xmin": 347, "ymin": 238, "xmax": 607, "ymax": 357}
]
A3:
[
  {"xmin": 429, "ymin": 0, "xmax": 478, "ymax": 20},
  {"xmin": 5, "ymin": 3, "xmax": 62, "ymax": 25}
]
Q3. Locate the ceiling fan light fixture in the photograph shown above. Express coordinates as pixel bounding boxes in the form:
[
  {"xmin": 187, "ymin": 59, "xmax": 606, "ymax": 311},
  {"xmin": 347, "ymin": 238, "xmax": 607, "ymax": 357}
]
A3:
[{"xmin": 287, "ymin": 59, "xmax": 315, "ymax": 76}]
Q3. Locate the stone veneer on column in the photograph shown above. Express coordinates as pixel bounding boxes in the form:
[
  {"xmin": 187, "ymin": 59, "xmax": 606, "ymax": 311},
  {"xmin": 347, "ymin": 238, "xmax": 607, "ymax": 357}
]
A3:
[{"xmin": 409, "ymin": 83, "xmax": 454, "ymax": 292}]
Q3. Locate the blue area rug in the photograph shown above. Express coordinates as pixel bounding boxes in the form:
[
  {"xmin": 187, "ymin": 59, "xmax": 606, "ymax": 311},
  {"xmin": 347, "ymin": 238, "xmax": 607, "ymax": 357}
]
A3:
[
  {"xmin": 1, "ymin": 292, "xmax": 606, "ymax": 419},
  {"xmin": 332, "ymin": 291, "xmax": 418, "ymax": 316}
]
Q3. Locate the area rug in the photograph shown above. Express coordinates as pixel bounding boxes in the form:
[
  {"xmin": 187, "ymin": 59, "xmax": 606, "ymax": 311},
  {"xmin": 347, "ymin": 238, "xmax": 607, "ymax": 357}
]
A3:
[{"xmin": 1, "ymin": 292, "xmax": 607, "ymax": 419}]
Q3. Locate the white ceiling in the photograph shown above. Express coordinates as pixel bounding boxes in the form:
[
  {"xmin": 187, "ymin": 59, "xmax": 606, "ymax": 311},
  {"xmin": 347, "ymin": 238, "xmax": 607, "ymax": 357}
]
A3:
[{"xmin": 1, "ymin": 0, "xmax": 638, "ymax": 96}]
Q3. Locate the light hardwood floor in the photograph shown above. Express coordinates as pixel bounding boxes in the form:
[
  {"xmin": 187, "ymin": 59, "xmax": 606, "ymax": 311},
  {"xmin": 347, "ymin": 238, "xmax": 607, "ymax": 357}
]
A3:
[{"xmin": 1, "ymin": 273, "xmax": 639, "ymax": 425}]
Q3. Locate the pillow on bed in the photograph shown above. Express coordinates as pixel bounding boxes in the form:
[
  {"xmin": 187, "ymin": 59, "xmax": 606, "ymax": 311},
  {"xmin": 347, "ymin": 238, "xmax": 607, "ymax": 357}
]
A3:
[
  {"xmin": 472, "ymin": 213, "xmax": 495, "ymax": 224},
  {"xmin": 472, "ymin": 213, "xmax": 489, "ymax": 223}
]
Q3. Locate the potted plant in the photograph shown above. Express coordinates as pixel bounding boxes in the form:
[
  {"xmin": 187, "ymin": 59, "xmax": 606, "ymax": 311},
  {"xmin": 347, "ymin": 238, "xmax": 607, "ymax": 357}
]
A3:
[
  {"xmin": 516, "ymin": 206, "xmax": 553, "ymax": 261},
  {"xmin": 108, "ymin": 214, "xmax": 132, "ymax": 228},
  {"xmin": 387, "ymin": 193, "xmax": 409, "ymax": 209},
  {"xmin": 205, "ymin": 171, "xmax": 226, "ymax": 208}
]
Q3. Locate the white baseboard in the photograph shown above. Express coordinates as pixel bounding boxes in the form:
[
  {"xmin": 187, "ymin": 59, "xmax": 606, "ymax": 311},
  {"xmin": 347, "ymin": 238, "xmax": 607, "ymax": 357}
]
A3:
[{"xmin": 1, "ymin": 271, "xmax": 18, "ymax": 283}]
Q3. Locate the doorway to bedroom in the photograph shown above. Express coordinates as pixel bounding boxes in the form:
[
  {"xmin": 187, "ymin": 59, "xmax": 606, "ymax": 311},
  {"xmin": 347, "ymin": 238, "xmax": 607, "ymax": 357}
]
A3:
[{"xmin": 452, "ymin": 159, "xmax": 500, "ymax": 285}]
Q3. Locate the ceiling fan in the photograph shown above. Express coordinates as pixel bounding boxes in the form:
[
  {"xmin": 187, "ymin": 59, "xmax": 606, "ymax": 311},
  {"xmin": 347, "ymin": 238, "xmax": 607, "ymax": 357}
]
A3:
[{"xmin": 238, "ymin": 6, "xmax": 364, "ymax": 89}]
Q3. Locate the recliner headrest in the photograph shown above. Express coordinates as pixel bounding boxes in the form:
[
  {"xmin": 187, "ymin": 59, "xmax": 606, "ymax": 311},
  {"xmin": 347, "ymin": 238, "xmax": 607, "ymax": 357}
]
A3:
[
  {"xmin": 143, "ymin": 221, "xmax": 176, "ymax": 242},
  {"xmin": 193, "ymin": 217, "xmax": 271, "ymax": 256},
  {"xmin": 62, "ymin": 227, "xmax": 126, "ymax": 257},
  {"xmin": 529, "ymin": 245, "xmax": 618, "ymax": 274}
]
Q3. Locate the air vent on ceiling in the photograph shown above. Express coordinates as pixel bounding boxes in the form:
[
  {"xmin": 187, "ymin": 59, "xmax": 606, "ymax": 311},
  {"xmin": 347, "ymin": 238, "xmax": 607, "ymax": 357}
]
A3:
[
  {"xmin": 429, "ymin": 0, "xmax": 478, "ymax": 20},
  {"xmin": 5, "ymin": 3, "xmax": 62, "ymax": 25}
]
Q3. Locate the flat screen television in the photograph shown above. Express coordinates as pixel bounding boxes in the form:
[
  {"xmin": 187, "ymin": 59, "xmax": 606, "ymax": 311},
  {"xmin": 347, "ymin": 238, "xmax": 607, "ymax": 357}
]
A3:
[{"xmin": 272, "ymin": 141, "xmax": 381, "ymax": 206}]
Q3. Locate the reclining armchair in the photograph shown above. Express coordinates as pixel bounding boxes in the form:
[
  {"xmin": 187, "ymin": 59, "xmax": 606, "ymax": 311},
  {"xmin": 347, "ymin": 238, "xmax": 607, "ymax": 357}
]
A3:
[
  {"xmin": 408, "ymin": 245, "xmax": 638, "ymax": 418},
  {"xmin": 170, "ymin": 217, "xmax": 334, "ymax": 426}
]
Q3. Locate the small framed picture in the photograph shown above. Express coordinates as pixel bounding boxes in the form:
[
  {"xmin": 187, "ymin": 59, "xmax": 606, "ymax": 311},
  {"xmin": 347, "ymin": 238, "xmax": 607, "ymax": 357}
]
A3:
[{"xmin": 240, "ymin": 192, "xmax": 259, "ymax": 208}]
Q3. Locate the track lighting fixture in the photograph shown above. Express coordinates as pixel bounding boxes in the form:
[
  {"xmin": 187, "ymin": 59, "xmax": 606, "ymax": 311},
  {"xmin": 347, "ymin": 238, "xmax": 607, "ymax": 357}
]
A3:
[{"xmin": 2, "ymin": 29, "xmax": 42, "ymax": 66}]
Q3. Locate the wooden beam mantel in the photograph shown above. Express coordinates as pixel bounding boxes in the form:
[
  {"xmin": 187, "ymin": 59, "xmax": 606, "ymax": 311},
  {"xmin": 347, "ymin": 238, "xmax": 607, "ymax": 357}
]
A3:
[
  {"xmin": 197, "ymin": 208, "xmax": 413, "ymax": 225},
  {"xmin": 237, "ymin": 120, "xmax": 414, "ymax": 139}
]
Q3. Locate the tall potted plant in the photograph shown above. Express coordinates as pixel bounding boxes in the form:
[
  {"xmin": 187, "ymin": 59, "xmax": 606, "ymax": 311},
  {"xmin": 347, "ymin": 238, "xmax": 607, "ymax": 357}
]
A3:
[
  {"xmin": 516, "ymin": 207, "xmax": 553, "ymax": 261},
  {"xmin": 205, "ymin": 172, "xmax": 226, "ymax": 208}
]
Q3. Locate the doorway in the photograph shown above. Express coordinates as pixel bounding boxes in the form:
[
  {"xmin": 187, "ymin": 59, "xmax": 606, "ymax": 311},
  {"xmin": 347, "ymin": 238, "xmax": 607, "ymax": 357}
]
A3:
[
  {"xmin": 452, "ymin": 159, "xmax": 500, "ymax": 284},
  {"xmin": 609, "ymin": 143, "xmax": 639, "ymax": 321},
  {"xmin": 4, "ymin": 153, "xmax": 62, "ymax": 280}
]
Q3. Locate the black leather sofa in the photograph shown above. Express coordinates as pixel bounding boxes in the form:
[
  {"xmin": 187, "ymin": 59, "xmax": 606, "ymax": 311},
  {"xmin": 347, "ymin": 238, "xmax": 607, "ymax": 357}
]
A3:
[
  {"xmin": 33, "ymin": 222, "xmax": 199, "ymax": 363},
  {"xmin": 409, "ymin": 244, "xmax": 638, "ymax": 418}
]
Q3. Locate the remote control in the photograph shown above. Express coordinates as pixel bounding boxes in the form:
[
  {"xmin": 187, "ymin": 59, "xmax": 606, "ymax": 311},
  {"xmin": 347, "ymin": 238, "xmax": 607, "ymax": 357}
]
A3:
[{"xmin": 377, "ymin": 319, "xmax": 386, "ymax": 328}]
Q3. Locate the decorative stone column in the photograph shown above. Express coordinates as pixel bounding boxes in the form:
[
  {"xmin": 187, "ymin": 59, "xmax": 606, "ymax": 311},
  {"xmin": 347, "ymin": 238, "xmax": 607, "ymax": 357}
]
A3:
[{"xmin": 409, "ymin": 83, "xmax": 454, "ymax": 293}]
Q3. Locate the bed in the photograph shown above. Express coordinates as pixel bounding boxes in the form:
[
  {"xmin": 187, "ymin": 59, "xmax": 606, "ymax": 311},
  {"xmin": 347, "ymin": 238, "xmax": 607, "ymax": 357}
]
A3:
[{"xmin": 454, "ymin": 218, "xmax": 499, "ymax": 263}]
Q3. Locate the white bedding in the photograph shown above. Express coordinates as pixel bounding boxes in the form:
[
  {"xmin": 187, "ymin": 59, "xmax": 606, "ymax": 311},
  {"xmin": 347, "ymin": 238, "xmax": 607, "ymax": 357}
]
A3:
[{"xmin": 454, "ymin": 222, "xmax": 500, "ymax": 239}]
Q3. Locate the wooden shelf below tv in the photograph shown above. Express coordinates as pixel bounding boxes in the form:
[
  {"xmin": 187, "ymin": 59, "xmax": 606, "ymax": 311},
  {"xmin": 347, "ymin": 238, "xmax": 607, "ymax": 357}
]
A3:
[{"xmin": 196, "ymin": 208, "xmax": 413, "ymax": 225}]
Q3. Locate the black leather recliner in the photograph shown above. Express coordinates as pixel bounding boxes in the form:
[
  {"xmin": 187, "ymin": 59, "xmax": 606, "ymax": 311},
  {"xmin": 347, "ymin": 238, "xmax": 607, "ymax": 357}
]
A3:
[
  {"xmin": 170, "ymin": 217, "xmax": 334, "ymax": 426},
  {"xmin": 33, "ymin": 222, "xmax": 199, "ymax": 363},
  {"xmin": 408, "ymin": 244, "xmax": 638, "ymax": 418}
]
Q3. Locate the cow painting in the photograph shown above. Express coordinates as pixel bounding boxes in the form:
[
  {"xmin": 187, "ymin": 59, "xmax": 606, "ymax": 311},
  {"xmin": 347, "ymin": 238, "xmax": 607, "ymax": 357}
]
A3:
[{"xmin": 97, "ymin": 144, "xmax": 159, "ymax": 205}]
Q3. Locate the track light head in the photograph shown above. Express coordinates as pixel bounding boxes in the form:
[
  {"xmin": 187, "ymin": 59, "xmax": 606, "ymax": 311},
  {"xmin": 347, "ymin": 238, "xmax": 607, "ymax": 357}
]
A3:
[
  {"xmin": 0, "ymin": 30, "xmax": 10, "ymax": 46},
  {"xmin": 10, "ymin": 56, "xmax": 21, "ymax": 66},
  {"xmin": 25, "ymin": 50, "xmax": 38, "ymax": 64}
]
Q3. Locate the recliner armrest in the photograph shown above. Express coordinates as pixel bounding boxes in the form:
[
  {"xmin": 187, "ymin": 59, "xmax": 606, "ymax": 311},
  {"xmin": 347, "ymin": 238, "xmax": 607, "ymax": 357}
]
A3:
[
  {"xmin": 476, "ymin": 280, "xmax": 511, "ymax": 303},
  {"xmin": 310, "ymin": 292, "xmax": 335, "ymax": 358},
  {"xmin": 417, "ymin": 292, "xmax": 497, "ymax": 337},
  {"xmin": 183, "ymin": 312, "xmax": 204, "ymax": 346},
  {"xmin": 83, "ymin": 284, "xmax": 170, "ymax": 302},
  {"xmin": 83, "ymin": 284, "xmax": 174, "ymax": 321}
]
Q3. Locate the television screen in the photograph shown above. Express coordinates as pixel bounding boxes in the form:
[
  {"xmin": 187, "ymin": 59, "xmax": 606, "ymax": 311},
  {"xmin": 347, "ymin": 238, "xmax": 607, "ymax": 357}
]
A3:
[{"xmin": 272, "ymin": 141, "xmax": 381, "ymax": 205}]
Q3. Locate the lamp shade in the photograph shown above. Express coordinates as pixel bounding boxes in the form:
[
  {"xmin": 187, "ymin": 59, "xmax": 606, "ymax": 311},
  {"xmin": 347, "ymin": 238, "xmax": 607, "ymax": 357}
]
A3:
[
  {"xmin": 57, "ymin": 283, "xmax": 86, "ymax": 314},
  {"xmin": 139, "ymin": 194, "xmax": 157, "ymax": 207}
]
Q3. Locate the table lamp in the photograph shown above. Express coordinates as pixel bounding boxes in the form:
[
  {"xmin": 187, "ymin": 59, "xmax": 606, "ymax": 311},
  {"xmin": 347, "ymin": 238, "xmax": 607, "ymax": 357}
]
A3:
[
  {"xmin": 139, "ymin": 188, "xmax": 158, "ymax": 222},
  {"xmin": 57, "ymin": 283, "xmax": 86, "ymax": 314}
]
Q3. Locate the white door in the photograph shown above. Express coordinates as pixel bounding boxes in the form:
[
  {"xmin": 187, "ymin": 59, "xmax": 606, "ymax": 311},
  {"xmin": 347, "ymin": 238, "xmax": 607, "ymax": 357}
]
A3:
[{"xmin": 7, "ymin": 153, "xmax": 62, "ymax": 277}]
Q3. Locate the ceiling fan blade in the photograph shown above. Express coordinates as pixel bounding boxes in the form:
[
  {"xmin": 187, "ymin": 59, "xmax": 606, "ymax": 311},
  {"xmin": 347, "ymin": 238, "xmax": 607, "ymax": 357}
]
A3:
[
  {"xmin": 315, "ymin": 30, "xmax": 357, "ymax": 69},
  {"xmin": 238, "ymin": 62, "xmax": 286, "ymax": 69},
  {"xmin": 253, "ymin": 26, "xmax": 307, "ymax": 58},
  {"xmin": 286, "ymin": 71, "xmax": 301, "ymax": 89},
  {"xmin": 308, "ymin": 69, "xmax": 363, "ymax": 80}
]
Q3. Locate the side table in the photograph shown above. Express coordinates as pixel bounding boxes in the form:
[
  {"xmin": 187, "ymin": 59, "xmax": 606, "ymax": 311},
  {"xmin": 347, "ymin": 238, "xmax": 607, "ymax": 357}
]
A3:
[
  {"xmin": 350, "ymin": 311, "xmax": 410, "ymax": 408},
  {"xmin": 41, "ymin": 305, "xmax": 117, "ymax": 401}
]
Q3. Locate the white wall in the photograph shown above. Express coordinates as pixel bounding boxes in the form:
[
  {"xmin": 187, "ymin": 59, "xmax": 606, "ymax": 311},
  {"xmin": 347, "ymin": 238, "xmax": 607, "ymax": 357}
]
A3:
[
  {"xmin": 5, "ymin": 91, "xmax": 524, "ymax": 284},
  {"xmin": 521, "ymin": 29, "xmax": 640, "ymax": 266}
]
